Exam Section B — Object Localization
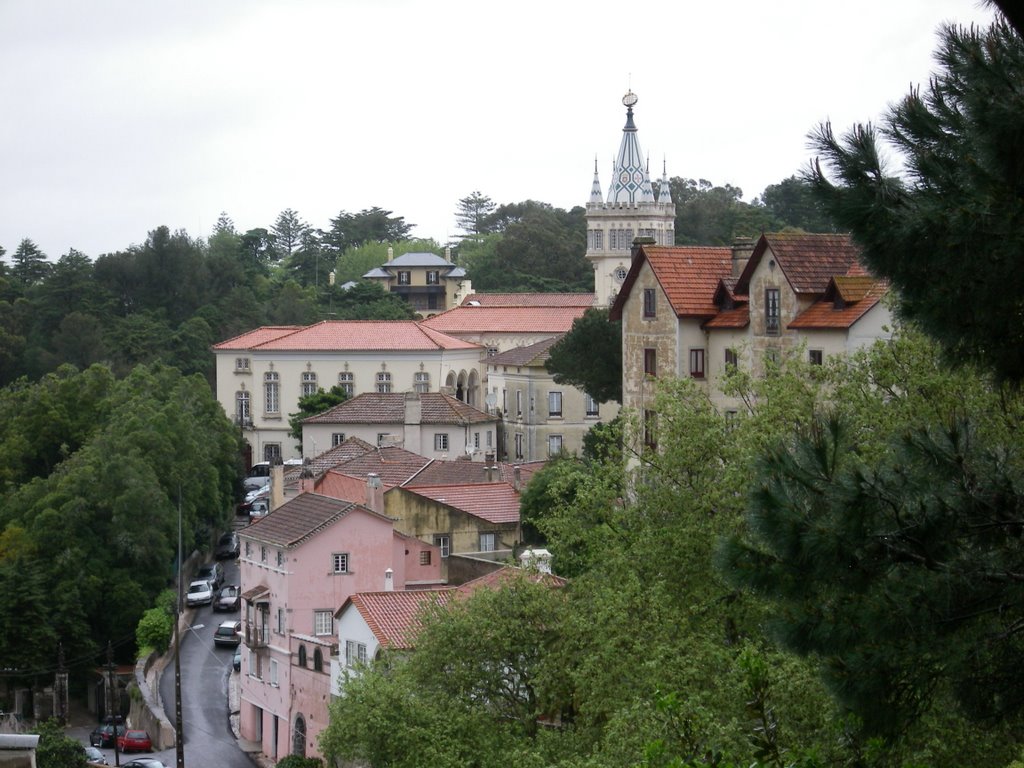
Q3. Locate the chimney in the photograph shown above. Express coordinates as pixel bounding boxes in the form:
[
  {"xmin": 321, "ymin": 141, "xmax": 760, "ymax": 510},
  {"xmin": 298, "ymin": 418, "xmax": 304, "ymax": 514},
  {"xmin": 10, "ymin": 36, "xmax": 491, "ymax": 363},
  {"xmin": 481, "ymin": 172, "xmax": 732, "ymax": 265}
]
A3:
[
  {"xmin": 387, "ymin": 246, "xmax": 394, "ymax": 262},
  {"xmin": 300, "ymin": 459, "xmax": 316, "ymax": 495},
  {"xmin": 631, "ymin": 235, "xmax": 656, "ymax": 263},
  {"xmin": 512, "ymin": 465, "xmax": 521, "ymax": 491},
  {"xmin": 519, "ymin": 547, "xmax": 552, "ymax": 574},
  {"xmin": 366, "ymin": 473, "xmax": 383, "ymax": 514},
  {"xmin": 731, "ymin": 236, "xmax": 755, "ymax": 278},
  {"xmin": 404, "ymin": 391, "xmax": 423, "ymax": 454},
  {"xmin": 270, "ymin": 456, "xmax": 285, "ymax": 511},
  {"xmin": 384, "ymin": 568, "xmax": 394, "ymax": 592},
  {"xmin": 485, "ymin": 465, "xmax": 494, "ymax": 483},
  {"xmin": 445, "ymin": 246, "xmax": 452, "ymax": 262}
]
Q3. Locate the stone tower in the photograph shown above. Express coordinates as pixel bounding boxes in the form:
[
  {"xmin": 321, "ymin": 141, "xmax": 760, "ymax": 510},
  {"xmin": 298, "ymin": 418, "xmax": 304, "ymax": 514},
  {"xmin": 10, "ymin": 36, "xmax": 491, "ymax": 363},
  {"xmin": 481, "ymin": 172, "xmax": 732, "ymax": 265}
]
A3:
[{"xmin": 586, "ymin": 90, "xmax": 676, "ymax": 306}]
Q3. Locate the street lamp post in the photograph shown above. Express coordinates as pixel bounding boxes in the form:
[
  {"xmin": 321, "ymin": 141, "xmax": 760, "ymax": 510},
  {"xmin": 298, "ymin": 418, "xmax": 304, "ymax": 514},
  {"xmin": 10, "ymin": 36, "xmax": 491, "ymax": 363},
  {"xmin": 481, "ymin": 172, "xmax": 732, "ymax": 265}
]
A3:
[{"xmin": 175, "ymin": 492, "xmax": 185, "ymax": 768}]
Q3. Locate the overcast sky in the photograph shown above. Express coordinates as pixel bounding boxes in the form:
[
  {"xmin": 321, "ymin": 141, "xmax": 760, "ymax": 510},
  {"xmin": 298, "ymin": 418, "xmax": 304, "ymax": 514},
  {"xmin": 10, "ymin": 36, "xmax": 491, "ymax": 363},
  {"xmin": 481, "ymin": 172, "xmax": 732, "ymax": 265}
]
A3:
[{"xmin": 0, "ymin": 0, "xmax": 997, "ymax": 261}]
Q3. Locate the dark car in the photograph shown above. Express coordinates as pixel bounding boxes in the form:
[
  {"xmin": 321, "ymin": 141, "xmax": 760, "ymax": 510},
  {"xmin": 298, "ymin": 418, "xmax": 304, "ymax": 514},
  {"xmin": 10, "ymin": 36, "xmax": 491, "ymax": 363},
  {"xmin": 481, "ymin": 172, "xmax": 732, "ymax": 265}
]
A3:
[
  {"xmin": 89, "ymin": 722, "xmax": 126, "ymax": 748},
  {"xmin": 215, "ymin": 531, "xmax": 239, "ymax": 559},
  {"xmin": 213, "ymin": 585, "xmax": 240, "ymax": 612},
  {"xmin": 214, "ymin": 620, "xmax": 241, "ymax": 647},
  {"xmin": 85, "ymin": 745, "xmax": 107, "ymax": 765},
  {"xmin": 196, "ymin": 562, "xmax": 224, "ymax": 590},
  {"xmin": 232, "ymin": 646, "xmax": 241, "ymax": 671}
]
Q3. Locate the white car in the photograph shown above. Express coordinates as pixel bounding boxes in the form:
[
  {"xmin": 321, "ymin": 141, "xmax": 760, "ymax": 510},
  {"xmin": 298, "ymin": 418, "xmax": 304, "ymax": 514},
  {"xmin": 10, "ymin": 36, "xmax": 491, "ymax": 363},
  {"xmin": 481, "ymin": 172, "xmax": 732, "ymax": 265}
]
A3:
[{"xmin": 185, "ymin": 579, "xmax": 213, "ymax": 607}]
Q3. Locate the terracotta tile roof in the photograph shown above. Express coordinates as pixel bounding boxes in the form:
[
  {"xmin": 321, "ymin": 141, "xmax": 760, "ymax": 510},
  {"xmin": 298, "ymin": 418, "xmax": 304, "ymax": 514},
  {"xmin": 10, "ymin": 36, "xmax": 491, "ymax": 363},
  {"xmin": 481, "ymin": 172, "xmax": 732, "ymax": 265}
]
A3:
[
  {"xmin": 306, "ymin": 437, "xmax": 378, "ymax": 476},
  {"xmin": 303, "ymin": 392, "xmax": 495, "ymax": 426},
  {"xmin": 402, "ymin": 482, "xmax": 521, "ymax": 524},
  {"xmin": 420, "ymin": 306, "xmax": 586, "ymax": 334},
  {"xmin": 345, "ymin": 590, "xmax": 453, "ymax": 649},
  {"xmin": 405, "ymin": 461, "xmax": 535, "ymax": 487},
  {"xmin": 327, "ymin": 448, "xmax": 433, "ymax": 486},
  {"xmin": 610, "ymin": 246, "xmax": 733, "ymax": 320},
  {"xmin": 242, "ymin": 493, "xmax": 386, "ymax": 548},
  {"xmin": 738, "ymin": 233, "xmax": 862, "ymax": 295},
  {"xmin": 461, "ymin": 293, "xmax": 595, "ymax": 307},
  {"xmin": 214, "ymin": 321, "xmax": 480, "ymax": 352},
  {"xmin": 212, "ymin": 326, "xmax": 303, "ymax": 350},
  {"xmin": 486, "ymin": 335, "xmax": 563, "ymax": 367},
  {"xmin": 455, "ymin": 565, "xmax": 567, "ymax": 595},
  {"xmin": 788, "ymin": 276, "xmax": 888, "ymax": 329},
  {"xmin": 703, "ymin": 306, "xmax": 750, "ymax": 329}
]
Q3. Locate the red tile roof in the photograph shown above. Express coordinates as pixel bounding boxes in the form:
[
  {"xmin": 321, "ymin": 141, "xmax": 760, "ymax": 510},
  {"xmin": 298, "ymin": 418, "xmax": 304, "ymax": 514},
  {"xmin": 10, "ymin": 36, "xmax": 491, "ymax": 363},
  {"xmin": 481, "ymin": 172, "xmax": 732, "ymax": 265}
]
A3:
[
  {"xmin": 213, "ymin": 321, "xmax": 480, "ymax": 352},
  {"xmin": 406, "ymin": 461, "xmax": 538, "ymax": 487},
  {"xmin": 486, "ymin": 335, "xmax": 563, "ymax": 367},
  {"xmin": 345, "ymin": 590, "xmax": 453, "ymax": 649},
  {"xmin": 737, "ymin": 233, "xmax": 862, "ymax": 295},
  {"xmin": 788, "ymin": 276, "xmax": 888, "ymax": 329},
  {"xmin": 703, "ymin": 306, "xmax": 750, "ymax": 329},
  {"xmin": 242, "ymin": 493, "xmax": 387, "ymax": 548},
  {"xmin": 420, "ymin": 306, "xmax": 586, "ymax": 334},
  {"xmin": 609, "ymin": 246, "xmax": 733, "ymax": 320},
  {"xmin": 461, "ymin": 293, "xmax": 595, "ymax": 307},
  {"xmin": 304, "ymin": 392, "xmax": 495, "ymax": 426},
  {"xmin": 326, "ymin": 448, "xmax": 433, "ymax": 487},
  {"xmin": 403, "ymin": 482, "xmax": 521, "ymax": 524},
  {"xmin": 306, "ymin": 437, "xmax": 378, "ymax": 476}
]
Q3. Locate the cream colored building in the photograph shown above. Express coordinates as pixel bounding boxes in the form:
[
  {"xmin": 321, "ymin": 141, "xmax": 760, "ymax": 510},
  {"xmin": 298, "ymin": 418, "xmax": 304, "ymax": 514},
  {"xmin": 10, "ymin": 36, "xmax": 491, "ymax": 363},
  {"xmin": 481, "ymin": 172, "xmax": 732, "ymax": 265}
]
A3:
[
  {"xmin": 362, "ymin": 250, "xmax": 473, "ymax": 317},
  {"xmin": 212, "ymin": 321, "xmax": 483, "ymax": 462}
]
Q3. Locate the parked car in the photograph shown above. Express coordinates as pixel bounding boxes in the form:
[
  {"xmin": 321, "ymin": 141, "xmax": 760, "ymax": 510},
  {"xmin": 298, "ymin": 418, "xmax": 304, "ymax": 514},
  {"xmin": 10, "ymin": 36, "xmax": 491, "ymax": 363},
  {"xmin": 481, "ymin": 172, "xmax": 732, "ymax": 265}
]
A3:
[
  {"xmin": 238, "ymin": 486, "xmax": 269, "ymax": 518},
  {"xmin": 249, "ymin": 497, "xmax": 269, "ymax": 520},
  {"xmin": 232, "ymin": 646, "xmax": 241, "ymax": 671},
  {"xmin": 214, "ymin": 531, "xmax": 239, "ymax": 559},
  {"xmin": 196, "ymin": 562, "xmax": 224, "ymax": 590},
  {"xmin": 89, "ymin": 722, "xmax": 125, "ymax": 748},
  {"xmin": 117, "ymin": 730, "xmax": 152, "ymax": 753},
  {"xmin": 214, "ymin": 585, "xmax": 240, "ymax": 612},
  {"xmin": 85, "ymin": 745, "xmax": 108, "ymax": 765},
  {"xmin": 242, "ymin": 461, "xmax": 271, "ymax": 492},
  {"xmin": 185, "ymin": 579, "xmax": 213, "ymax": 607},
  {"xmin": 213, "ymin": 620, "xmax": 241, "ymax": 647},
  {"xmin": 121, "ymin": 759, "xmax": 168, "ymax": 768}
]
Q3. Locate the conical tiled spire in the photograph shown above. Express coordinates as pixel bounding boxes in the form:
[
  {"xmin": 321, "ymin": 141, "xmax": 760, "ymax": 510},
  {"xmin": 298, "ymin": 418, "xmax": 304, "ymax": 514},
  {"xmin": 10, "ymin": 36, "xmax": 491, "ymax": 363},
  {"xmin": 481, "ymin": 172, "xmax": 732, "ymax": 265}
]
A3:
[
  {"xmin": 589, "ymin": 156, "xmax": 603, "ymax": 203},
  {"xmin": 658, "ymin": 157, "xmax": 673, "ymax": 204},
  {"xmin": 606, "ymin": 91, "xmax": 656, "ymax": 205}
]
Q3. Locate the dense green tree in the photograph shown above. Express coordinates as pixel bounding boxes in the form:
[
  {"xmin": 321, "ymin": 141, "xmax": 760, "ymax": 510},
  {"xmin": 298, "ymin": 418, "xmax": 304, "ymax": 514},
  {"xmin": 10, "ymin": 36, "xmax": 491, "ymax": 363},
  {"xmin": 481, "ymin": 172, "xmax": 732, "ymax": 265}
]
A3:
[
  {"xmin": 757, "ymin": 176, "xmax": 838, "ymax": 233},
  {"xmin": 454, "ymin": 190, "xmax": 497, "ymax": 237},
  {"xmin": 330, "ymin": 281, "xmax": 418, "ymax": 321},
  {"xmin": 808, "ymin": 17, "xmax": 1024, "ymax": 382},
  {"xmin": 34, "ymin": 718, "xmax": 87, "ymax": 768},
  {"xmin": 671, "ymin": 179, "xmax": 776, "ymax": 245},
  {"xmin": 270, "ymin": 208, "xmax": 310, "ymax": 258},
  {"xmin": 240, "ymin": 227, "xmax": 274, "ymax": 266},
  {"xmin": 288, "ymin": 384, "xmax": 350, "ymax": 444},
  {"xmin": 545, "ymin": 307, "xmax": 622, "ymax": 403},
  {"xmin": 322, "ymin": 207, "xmax": 413, "ymax": 254},
  {"xmin": 10, "ymin": 238, "xmax": 51, "ymax": 286}
]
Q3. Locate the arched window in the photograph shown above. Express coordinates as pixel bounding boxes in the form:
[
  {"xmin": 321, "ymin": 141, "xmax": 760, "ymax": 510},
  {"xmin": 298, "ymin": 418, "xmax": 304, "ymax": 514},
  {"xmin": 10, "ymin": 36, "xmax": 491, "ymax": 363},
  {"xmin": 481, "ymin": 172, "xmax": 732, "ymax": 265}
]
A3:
[
  {"xmin": 292, "ymin": 714, "xmax": 306, "ymax": 757},
  {"xmin": 313, "ymin": 648, "xmax": 323, "ymax": 672},
  {"xmin": 297, "ymin": 645, "xmax": 307, "ymax": 668}
]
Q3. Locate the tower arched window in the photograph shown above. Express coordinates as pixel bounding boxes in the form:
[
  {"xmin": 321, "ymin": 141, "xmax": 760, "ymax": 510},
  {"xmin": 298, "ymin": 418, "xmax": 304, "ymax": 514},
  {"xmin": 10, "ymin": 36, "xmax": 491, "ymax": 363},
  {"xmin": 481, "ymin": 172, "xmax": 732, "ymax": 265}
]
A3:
[
  {"xmin": 313, "ymin": 648, "xmax": 323, "ymax": 672},
  {"xmin": 297, "ymin": 645, "xmax": 307, "ymax": 668}
]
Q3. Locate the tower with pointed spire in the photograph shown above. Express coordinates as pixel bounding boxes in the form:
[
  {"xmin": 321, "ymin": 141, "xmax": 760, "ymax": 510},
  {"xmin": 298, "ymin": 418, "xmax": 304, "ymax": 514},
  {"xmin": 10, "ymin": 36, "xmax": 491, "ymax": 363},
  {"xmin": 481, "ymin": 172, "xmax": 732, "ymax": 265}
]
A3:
[{"xmin": 586, "ymin": 90, "xmax": 675, "ymax": 307}]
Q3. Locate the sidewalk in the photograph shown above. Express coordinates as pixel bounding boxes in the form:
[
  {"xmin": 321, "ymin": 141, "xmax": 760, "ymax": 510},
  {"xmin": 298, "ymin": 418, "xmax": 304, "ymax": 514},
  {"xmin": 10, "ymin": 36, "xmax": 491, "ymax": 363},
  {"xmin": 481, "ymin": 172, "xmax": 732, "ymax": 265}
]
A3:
[{"xmin": 229, "ymin": 665, "xmax": 274, "ymax": 768}]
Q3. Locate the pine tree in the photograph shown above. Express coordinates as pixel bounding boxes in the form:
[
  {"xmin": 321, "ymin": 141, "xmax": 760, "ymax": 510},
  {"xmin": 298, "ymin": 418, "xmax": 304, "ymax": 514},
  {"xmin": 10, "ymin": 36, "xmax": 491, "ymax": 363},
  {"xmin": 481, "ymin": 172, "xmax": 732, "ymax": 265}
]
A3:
[
  {"xmin": 454, "ymin": 190, "xmax": 496, "ymax": 238},
  {"xmin": 11, "ymin": 238, "xmax": 50, "ymax": 285},
  {"xmin": 270, "ymin": 208, "xmax": 309, "ymax": 259}
]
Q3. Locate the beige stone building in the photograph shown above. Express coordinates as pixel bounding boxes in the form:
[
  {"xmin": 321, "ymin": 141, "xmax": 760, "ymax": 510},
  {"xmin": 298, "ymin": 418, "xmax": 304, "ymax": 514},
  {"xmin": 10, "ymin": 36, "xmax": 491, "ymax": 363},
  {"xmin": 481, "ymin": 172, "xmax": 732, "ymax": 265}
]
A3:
[{"xmin": 362, "ymin": 249, "xmax": 473, "ymax": 317}]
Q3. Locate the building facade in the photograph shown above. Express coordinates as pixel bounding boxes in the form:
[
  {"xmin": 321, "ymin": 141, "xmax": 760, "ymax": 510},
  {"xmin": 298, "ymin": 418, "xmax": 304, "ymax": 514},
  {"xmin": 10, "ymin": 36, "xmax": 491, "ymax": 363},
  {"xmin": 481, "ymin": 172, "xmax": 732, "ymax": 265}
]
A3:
[{"xmin": 362, "ymin": 250, "xmax": 473, "ymax": 317}]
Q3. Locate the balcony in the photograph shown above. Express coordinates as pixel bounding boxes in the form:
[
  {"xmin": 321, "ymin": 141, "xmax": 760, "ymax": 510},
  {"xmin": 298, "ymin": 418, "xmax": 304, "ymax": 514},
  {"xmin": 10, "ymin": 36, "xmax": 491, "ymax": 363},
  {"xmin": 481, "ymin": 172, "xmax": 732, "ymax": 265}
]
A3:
[{"xmin": 245, "ymin": 622, "xmax": 270, "ymax": 648}]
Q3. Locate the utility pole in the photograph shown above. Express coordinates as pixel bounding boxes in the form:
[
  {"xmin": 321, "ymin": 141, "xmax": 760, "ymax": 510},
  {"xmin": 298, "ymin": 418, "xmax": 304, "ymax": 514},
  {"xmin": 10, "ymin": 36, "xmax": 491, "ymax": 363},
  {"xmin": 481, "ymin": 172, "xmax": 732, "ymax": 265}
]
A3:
[
  {"xmin": 54, "ymin": 643, "xmax": 67, "ymax": 725},
  {"xmin": 105, "ymin": 642, "xmax": 120, "ymax": 768},
  {"xmin": 175, "ymin": 489, "xmax": 185, "ymax": 768}
]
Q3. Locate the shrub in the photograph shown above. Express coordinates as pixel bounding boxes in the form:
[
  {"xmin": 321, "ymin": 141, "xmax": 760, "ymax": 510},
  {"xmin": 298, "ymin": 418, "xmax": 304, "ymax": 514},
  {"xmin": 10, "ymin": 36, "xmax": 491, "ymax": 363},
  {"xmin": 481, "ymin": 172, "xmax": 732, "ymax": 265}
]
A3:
[{"xmin": 136, "ymin": 605, "xmax": 173, "ymax": 654}]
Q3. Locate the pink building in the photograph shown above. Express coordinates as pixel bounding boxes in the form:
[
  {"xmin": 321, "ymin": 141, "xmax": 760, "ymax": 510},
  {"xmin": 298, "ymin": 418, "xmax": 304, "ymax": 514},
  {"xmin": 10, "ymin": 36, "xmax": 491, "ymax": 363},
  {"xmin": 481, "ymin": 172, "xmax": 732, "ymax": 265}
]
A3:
[{"xmin": 238, "ymin": 492, "xmax": 440, "ymax": 761}]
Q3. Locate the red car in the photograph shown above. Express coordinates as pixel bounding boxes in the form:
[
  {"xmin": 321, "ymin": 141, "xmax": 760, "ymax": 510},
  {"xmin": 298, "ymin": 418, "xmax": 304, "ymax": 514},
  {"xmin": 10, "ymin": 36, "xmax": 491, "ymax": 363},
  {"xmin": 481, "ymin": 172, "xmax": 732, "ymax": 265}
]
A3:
[{"xmin": 116, "ymin": 730, "xmax": 152, "ymax": 753}]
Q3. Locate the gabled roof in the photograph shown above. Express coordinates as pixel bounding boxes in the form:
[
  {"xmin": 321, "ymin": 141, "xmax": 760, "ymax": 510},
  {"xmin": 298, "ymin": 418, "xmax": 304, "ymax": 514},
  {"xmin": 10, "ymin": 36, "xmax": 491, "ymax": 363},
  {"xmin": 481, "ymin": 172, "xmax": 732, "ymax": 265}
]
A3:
[
  {"xmin": 341, "ymin": 590, "xmax": 453, "ymax": 649},
  {"xmin": 486, "ymin": 335, "xmax": 563, "ymax": 367},
  {"xmin": 327, "ymin": 448, "xmax": 433, "ymax": 487},
  {"xmin": 241, "ymin": 493, "xmax": 388, "ymax": 548},
  {"xmin": 736, "ymin": 233, "xmax": 862, "ymax": 295},
  {"xmin": 787, "ymin": 275, "xmax": 888, "ymax": 330},
  {"xmin": 703, "ymin": 306, "xmax": 750, "ymax": 329},
  {"xmin": 305, "ymin": 437, "xmax": 378, "ymax": 476},
  {"xmin": 403, "ymin": 459, "xmax": 543, "ymax": 488},
  {"xmin": 420, "ymin": 306, "xmax": 586, "ymax": 334},
  {"xmin": 386, "ymin": 252, "xmax": 456, "ymax": 268},
  {"xmin": 460, "ymin": 293, "xmax": 595, "ymax": 308},
  {"xmin": 402, "ymin": 482, "xmax": 521, "ymax": 524},
  {"xmin": 303, "ymin": 392, "xmax": 495, "ymax": 426},
  {"xmin": 212, "ymin": 321, "xmax": 480, "ymax": 352},
  {"xmin": 609, "ymin": 245, "xmax": 733, "ymax": 320}
]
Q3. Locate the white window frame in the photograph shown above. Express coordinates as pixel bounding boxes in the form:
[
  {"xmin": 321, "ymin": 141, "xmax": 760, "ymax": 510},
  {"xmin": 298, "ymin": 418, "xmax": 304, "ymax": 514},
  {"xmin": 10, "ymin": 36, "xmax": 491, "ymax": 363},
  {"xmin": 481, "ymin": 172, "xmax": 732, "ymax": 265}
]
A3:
[
  {"xmin": 314, "ymin": 610, "xmax": 333, "ymax": 637},
  {"xmin": 235, "ymin": 357, "xmax": 250, "ymax": 372},
  {"xmin": 264, "ymin": 371, "xmax": 280, "ymax": 414},
  {"xmin": 479, "ymin": 532, "xmax": 496, "ymax": 552},
  {"xmin": 435, "ymin": 433, "xmax": 449, "ymax": 451},
  {"xmin": 332, "ymin": 432, "xmax": 346, "ymax": 447},
  {"xmin": 376, "ymin": 372, "xmax": 392, "ymax": 393},
  {"xmin": 338, "ymin": 372, "xmax": 354, "ymax": 396},
  {"xmin": 269, "ymin": 658, "xmax": 279, "ymax": 686},
  {"xmin": 413, "ymin": 371, "xmax": 430, "ymax": 393},
  {"xmin": 585, "ymin": 393, "xmax": 599, "ymax": 418},
  {"xmin": 345, "ymin": 640, "xmax": 367, "ymax": 667},
  {"xmin": 548, "ymin": 391, "xmax": 562, "ymax": 418},
  {"xmin": 236, "ymin": 391, "xmax": 251, "ymax": 422},
  {"xmin": 276, "ymin": 607, "xmax": 286, "ymax": 634},
  {"xmin": 548, "ymin": 434, "xmax": 563, "ymax": 456},
  {"xmin": 433, "ymin": 534, "xmax": 450, "ymax": 558},
  {"xmin": 332, "ymin": 552, "xmax": 350, "ymax": 574},
  {"xmin": 301, "ymin": 371, "xmax": 318, "ymax": 398}
]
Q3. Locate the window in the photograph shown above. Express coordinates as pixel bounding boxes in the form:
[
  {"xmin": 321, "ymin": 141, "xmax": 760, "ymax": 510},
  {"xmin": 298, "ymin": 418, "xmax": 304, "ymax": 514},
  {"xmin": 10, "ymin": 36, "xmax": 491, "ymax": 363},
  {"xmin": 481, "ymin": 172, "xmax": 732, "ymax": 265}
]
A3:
[
  {"xmin": 473, "ymin": 432, "xmax": 480, "ymax": 449},
  {"xmin": 725, "ymin": 348, "xmax": 738, "ymax": 368},
  {"xmin": 376, "ymin": 372, "xmax": 392, "ymax": 393},
  {"xmin": 502, "ymin": 389, "xmax": 507, "ymax": 413},
  {"xmin": 588, "ymin": 229, "xmax": 604, "ymax": 250},
  {"xmin": 643, "ymin": 409, "xmax": 658, "ymax": 449},
  {"xmin": 250, "ymin": 650, "xmax": 259, "ymax": 679},
  {"xmin": 725, "ymin": 410, "xmax": 738, "ymax": 430},
  {"xmin": 276, "ymin": 550, "xmax": 284, "ymax": 567},
  {"xmin": 345, "ymin": 640, "xmax": 367, "ymax": 667},
  {"xmin": 486, "ymin": 346, "xmax": 499, "ymax": 357},
  {"xmin": 434, "ymin": 433, "xmax": 449, "ymax": 451},
  {"xmin": 548, "ymin": 434, "xmax": 563, "ymax": 455},
  {"xmin": 413, "ymin": 372, "xmax": 430, "ymax": 393},
  {"xmin": 644, "ymin": 348, "xmax": 657, "ymax": 377},
  {"xmin": 314, "ymin": 610, "xmax": 333, "ymax": 636},
  {"xmin": 614, "ymin": 266, "xmax": 628, "ymax": 281},
  {"xmin": 397, "ymin": 270, "xmax": 411, "ymax": 285},
  {"xmin": 515, "ymin": 390, "xmax": 523, "ymax": 419},
  {"xmin": 426, "ymin": 270, "xmax": 440, "ymax": 284},
  {"xmin": 486, "ymin": 430, "xmax": 493, "ymax": 447},
  {"xmin": 376, "ymin": 433, "xmax": 390, "ymax": 447},
  {"xmin": 643, "ymin": 288, "xmax": 656, "ymax": 318},
  {"xmin": 585, "ymin": 393, "xmax": 600, "ymax": 417},
  {"xmin": 765, "ymin": 288, "xmax": 781, "ymax": 335},
  {"xmin": 263, "ymin": 443, "xmax": 281, "ymax": 463},
  {"xmin": 809, "ymin": 349, "xmax": 823, "ymax": 366},
  {"xmin": 264, "ymin": 371, "xmax": 280, "ymax": 414},
  {"xmin": 235, "ymin": 357, "xmax": 250, "ymax": 372},
  {"xmin": 427, "ymin": 293, "xmax": 439, "ymax": 310},
  {"xmin": 480, "ymin": 533, "xmax": 496, "ymax": 552},
  {"xmin": 689, "ymin": 348, "xmax": 706, "ymax": 379},
  {"xmin": 297, "ymin": 645, "xmax": 307, "ymax": 667},
  {"xmin": 419, "ymin": 550, "xmax": 432, "ymax": 566},
  {"xmin": 235, "ymin": 391, "xmax": 251, "ymax": 423},
  {"xmin": 337, "ymin": 372, "xmax": 354, "ymax": 397},
  {"xmin": 313, "ymin": 648, "xmax": 323, "ymax": 672},
  {"xmin": 332, "ymin": 432, "xmax": 346, "ymax": 447},
  {"xmin": 514, "ymin": 432, "xmax": 524, "ymax": 460},
  {"xmin": 548, "ymin": 391, "xmax": 562, "ymax": 418},
  {"xmin": 276, "ymin": 607, "xmax": 286, "ymax": 634},
  {"xmin": 245, "ymin": 542, "xmax": 252, "ymax": 557},
  {"xmin": 260, "ymin": 546, "xmax": 268, "ymax": 563},
  {"xmin": 269, "ymin": 658, "xmax": 278, "ymax": 686},
  {"xmin": 300, "ymin": 371, "xmax": 318, "ymax": 397},
  {"xmin": 433, "ymin": 534, "xmax": 450, "ymax": 558},
  {"xmin": 332, "ymin": 552, "xmax": 349, "ymax": 573}
]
